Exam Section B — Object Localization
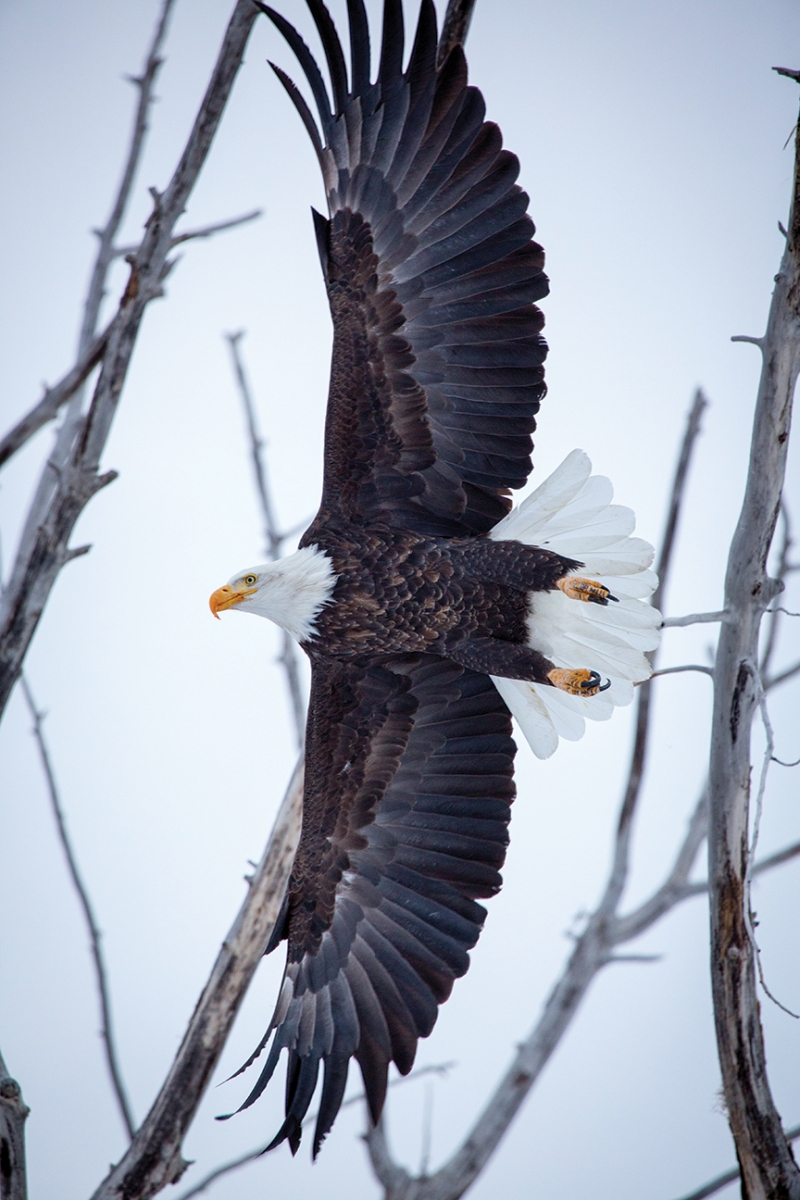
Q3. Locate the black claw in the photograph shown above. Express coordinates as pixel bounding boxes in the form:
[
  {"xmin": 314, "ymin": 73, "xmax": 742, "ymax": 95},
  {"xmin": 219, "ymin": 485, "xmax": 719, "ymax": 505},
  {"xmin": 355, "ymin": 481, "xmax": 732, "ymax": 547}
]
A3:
[
  {"xmin": 588, "ymin": 594, "xmax": 609, "ymax": 606},
  {"xmin": 580, "ymin": 671, "xmax": 602, "ymax": 690},
  {"xmin": 608, "ymin": 593, "xmax": 619, "ymax": 603},
  {"xmin": 598, "ymin": 678, "xmax": 612, "ymax": 692}
]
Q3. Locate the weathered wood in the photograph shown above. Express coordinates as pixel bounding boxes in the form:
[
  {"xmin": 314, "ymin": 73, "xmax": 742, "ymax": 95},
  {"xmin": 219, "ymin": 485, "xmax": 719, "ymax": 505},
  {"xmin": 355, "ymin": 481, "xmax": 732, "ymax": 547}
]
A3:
[
  {"xmin": 706, "ymin": 73, "xmax": 800, "ymax": 1200},
  {"xmin": 0, "ymin": 0, "xmax": 260, "ymax": 720},
  {"xmin": 90, "ymin": 763, "xmax": 302, "ymax": 1200},
  {"xmin": 0, "ymin": 1049, "xmax": 29, "ymax": 1200}
]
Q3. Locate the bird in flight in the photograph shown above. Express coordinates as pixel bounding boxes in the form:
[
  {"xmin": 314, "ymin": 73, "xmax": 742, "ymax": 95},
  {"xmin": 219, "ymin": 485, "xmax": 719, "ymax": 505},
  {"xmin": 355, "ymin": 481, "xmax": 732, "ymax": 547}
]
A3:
[{"xmin": 210, "ymin": 0, "xmax": 660, "ymax": 1157}]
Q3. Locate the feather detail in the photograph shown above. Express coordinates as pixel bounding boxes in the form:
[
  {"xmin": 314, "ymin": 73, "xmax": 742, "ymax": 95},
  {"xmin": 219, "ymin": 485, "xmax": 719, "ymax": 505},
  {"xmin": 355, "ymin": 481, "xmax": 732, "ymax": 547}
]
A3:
[{"xmin": 490, "ymin": 450, "xmax": 661, "ymax": 759}]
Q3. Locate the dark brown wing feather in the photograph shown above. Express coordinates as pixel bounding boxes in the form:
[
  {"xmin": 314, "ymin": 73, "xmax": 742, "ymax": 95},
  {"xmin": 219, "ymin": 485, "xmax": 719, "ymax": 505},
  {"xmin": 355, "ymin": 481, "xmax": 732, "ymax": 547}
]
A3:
[
  {"xmin": 233, "ymin": 654, "xmax": 515, "ymax": 1156},
  {"xmin": 264, "ymin": 0, "xmax": 548, "ymax": 536}
]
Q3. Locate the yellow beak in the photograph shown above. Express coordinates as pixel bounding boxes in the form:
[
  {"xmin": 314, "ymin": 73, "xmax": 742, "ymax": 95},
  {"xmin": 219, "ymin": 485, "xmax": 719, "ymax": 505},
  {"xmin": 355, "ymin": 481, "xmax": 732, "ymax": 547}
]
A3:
[{"xmin": 209, "ymin": 584, "xmax": 257, "ymax": 619}]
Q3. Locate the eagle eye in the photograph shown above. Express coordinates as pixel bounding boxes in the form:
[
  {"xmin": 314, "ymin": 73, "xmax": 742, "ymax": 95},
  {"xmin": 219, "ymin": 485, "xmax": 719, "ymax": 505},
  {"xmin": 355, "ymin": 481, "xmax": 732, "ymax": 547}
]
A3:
[{"xmin": 244, "ymin": 574, "xmax": 257, "ymax": 587}]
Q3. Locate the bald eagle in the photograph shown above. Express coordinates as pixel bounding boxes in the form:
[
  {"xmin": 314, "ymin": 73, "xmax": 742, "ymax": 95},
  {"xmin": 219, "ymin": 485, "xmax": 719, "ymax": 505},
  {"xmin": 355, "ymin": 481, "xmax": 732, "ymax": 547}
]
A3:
[{"xmin": 210, "ymin": 0, "xmax": 660, "ymax": 1157}]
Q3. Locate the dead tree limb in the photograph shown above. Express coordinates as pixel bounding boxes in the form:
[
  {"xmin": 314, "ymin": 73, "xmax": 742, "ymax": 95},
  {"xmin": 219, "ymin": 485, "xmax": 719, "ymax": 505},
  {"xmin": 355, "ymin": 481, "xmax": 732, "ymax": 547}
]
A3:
[
  {"xmin": 224, "ymin": 331, "xmax": 306, "ymax": 746},
  {"xmin": 20, "ymin": 676, "xmax": 136, "ymax": 1140},
  {"xmin": 706, "ymin": 70, "xmax": 800, "ymax": 1200},
  {"xmin": 673, "ymin": 1123, "xmax": 800, "ymax": 1200},
  {"xmin": 0, "ymin": 1047, "xmax": 28, "ymax": 1200},
  {"xmin": 173, "ymin": 1063, "xmax": 454, "ymax": 1200},
  {"xmin": 0, "ymin": 325, "xmax": 111, "ymax": 470},
  {"xmin": 1, "ymin": 0, "xmax": 175, "ymax": 608},
  {"xmin": 0, "ymin": 0, "xmax": 262, "ymax": 720},
  {"xmin": 89, "ymin": 762, "xmax": 303, "ymax": 1200}
]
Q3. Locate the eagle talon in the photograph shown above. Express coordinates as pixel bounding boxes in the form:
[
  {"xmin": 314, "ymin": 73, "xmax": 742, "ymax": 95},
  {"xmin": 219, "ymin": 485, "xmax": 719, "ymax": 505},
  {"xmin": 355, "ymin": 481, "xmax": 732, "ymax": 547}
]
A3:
[
  {"xmin": 547, "ymin": 667, "xmax": 606, "ymax": 696},
  {"xmin": 556, "ymin": 575, "xmax": 613, "ymax": 605}
]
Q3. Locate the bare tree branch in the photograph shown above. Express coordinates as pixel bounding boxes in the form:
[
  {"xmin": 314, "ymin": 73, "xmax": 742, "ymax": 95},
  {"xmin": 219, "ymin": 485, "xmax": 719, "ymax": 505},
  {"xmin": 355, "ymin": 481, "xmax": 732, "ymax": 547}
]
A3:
[
  {"xmin": 599, "ymin": 387, "xmax": 707, "ymax": 921},
  {"xmin": 0, "ymin": 0, "xmax": 263, "ymax": 721},
  {"xmin": 0, "ymin": 1046, "xmax": 29, "ymax": 1200},
  {"xmin": 90, "ymin": 762, "xmax": 303, "ymax": 1200},
  {"xmin": 174, "ymin": 1063, "xmax": 454, "ymax": 1200},
  {"xmin": 765, "ymin": 659, "xmax": 800, "ymax": 690},
  {"xmin": 1, "ymin": 0, "xmax": 176, "ymax": 627},
  {"xmin": 0, "ymin": 324, "xmax": 111, "ymax": 470},
  {"xmin": 113, "ymin": 208, "xmax": 263, "ymax": 259},
  {"xmin": 652, "ymin": 665, "xmax": 715, "ymax": 678},
  {"xmin": 662, "ymin": 610, "xmax": 728, "ymax": 628},
  {"xmin": 705, "ymin": 69, "xmax": 800, "ymax": 1197},
  {"xmin": 613, "ymin": 786, "xmax": 709, "ymax": 942},
  {"xmin": 673, "ymin": 1123, "xmax": 800, "ymax": 1200},
  {"xmin": 19, "ymin": 676, "xmax": 136, "ymax": 1140},
  {"xmin": 224, "ymin": 331, "xmax": 306, "ymax": 746},
  {"xmin": 761, "ymin": 505, "xmax": 793, "ymax": 676}
]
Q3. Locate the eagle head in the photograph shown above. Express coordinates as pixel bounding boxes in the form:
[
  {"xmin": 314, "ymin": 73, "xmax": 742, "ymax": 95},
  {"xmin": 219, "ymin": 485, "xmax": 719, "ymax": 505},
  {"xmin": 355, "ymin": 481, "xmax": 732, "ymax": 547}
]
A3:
[{"xmin": 209, "ymin": 545, "xmax": 337, "ymax": 643}]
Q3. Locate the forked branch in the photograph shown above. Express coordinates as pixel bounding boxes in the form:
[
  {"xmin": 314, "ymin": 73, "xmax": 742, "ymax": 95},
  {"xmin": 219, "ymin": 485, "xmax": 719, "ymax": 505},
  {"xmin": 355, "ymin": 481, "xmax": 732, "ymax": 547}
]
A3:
[
  {"xmin": 90, "ymin": 764, "xmax": 302, "ymax": 1200},
  {"xmin": 705, "ymin": 68, "xmax": 800, "ymax": 1198},
  {"xmin": 20, "ymin": 676, "xmax": 136, "ymax": 1140},
  {"xmin": 0, "ymin": 0, "xmax": 262, "ymax": 720},
  {"xmin": 224, "ymin": 331, "xmax": 306, "ymax": 745}
]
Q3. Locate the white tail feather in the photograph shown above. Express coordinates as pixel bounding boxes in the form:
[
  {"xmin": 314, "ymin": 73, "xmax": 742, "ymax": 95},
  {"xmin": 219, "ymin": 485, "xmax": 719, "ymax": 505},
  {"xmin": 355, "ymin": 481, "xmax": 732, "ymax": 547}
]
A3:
[{"xmin": 490, "ymin": 450, "xmax": 661, "ymax": 759}]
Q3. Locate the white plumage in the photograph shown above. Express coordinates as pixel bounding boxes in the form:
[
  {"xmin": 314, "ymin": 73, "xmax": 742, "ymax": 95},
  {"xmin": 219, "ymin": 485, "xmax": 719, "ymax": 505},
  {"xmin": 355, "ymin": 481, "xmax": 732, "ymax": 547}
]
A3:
[
  {"xmin": 226, "ymin": 546, "xmax": 338, "ymax": 642},
  {"xmin": 490, "ymin": 450, "xmax": 661, "ymax": 759}
]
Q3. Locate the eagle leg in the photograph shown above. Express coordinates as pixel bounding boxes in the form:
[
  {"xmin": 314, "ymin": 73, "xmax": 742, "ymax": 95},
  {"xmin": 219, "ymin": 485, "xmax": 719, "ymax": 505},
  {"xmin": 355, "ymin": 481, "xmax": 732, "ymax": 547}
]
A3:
[
  {"xmin": 556, "ymin": 576, "xmax": 618, "ymax": 605},
  {"xmin": 547, "ymin": 667, "xmax": 609, "ymax": 696},
  {"xmin": 446, "ymin": 636, "xmax": 556, "ymax": 683}
]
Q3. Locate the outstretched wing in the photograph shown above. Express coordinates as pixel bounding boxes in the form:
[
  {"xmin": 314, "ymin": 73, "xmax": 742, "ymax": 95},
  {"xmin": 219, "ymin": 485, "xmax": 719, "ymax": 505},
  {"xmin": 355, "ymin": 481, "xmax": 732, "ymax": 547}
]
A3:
[
  {"xmin": 265, "ymin": 0, "xmax": 548, "ymax": 537},
  {"xmin": 233, "ymin": 654, "xmax": 515, "ymax": 1155}
]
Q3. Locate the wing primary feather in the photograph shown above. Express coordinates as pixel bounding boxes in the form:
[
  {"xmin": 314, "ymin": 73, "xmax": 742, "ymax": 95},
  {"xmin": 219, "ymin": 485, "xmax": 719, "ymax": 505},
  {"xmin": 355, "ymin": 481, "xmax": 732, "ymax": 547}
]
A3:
[
  {"xmin": 306, "ymin": 0, "xmax": 349, "ymax": 114},
  {"xmin": 312, "ymin": 1056, "xmax": 350, "ymax": 1158},
  {"xmin": 312, "ymin": 207, "xmax": 332, "ymax": 280},
  {"xmin": 261, "ymin": 5, "xmax": 334, "ymax": 140},
  {"xmin": 346, "ymin": 0, "xmax": 371, "ymax": 96},
  {"xmin": 265, "ymin": 888, "xmax": 291, "ymax": 956},
  {"xmin": 268, "ymin": 62, "xmax": 326, "ymax": 167},
  {"xmin": 379, "ymin": 0, "xmax": 405, "ymax": 83}
]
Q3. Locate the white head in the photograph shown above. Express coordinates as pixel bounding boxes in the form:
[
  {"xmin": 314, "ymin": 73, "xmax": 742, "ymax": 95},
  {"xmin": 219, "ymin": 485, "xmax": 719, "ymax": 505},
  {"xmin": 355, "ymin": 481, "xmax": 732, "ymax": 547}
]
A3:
[{"xmin": 209, "ymin": 545, "xmax": 337, "ymax": 643}]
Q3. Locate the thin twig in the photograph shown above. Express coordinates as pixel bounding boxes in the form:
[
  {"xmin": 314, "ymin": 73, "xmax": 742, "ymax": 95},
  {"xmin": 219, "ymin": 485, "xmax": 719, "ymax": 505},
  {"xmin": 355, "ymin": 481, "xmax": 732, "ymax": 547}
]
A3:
[
  {"xmin": 765, "ymin": 659, "xmax": 800, "ymax": 690},
  {"xmin": 0, "ymin": 324, "xmax": 111, "ymax": 470},
  {"xmin": 662, "ymin": 610, "xmax": 727, "ymax": 628},
  {"xmin": 599, "ymin": 387, "xmax": 707, "ymax": 918},
  {"xmin": 1, "ymin": 0, "xmax": 176, "ymax": 620},
  {"xmin": 0, "ymin": 0, "xmax": 262, "ymax": 720},
  {"xmin": 90, "ymin": 761, "xmax": 303, "ymax": 1200},
  {"xmin": 113, "ymin": 208, "xmax": 262, "ymax": 258},
  {"xmin": 19, "ymin": 676, "xmax": 136, "ymax": 1138},
  {"xmin": 672, "ymin": 1122, "xmax": 800, "ymax": 1200},
  {"xmin": 651, "ymin": 664, "xmax": 714, "ymax": 679},
  {"xmin": 174, "ymin": 1062, "xmax": 454, "ymax": 1200},
  {"xmin": 224, "ymin": 330, "xmax": 306, "ymax": 746}
]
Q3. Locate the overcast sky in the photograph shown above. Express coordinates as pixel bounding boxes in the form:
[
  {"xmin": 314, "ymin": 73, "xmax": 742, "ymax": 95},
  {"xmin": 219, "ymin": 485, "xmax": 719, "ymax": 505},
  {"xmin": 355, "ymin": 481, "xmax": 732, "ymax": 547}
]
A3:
[{"xmin": 2, "ymin": 1, "xmax": 800, "ymax": 1198}]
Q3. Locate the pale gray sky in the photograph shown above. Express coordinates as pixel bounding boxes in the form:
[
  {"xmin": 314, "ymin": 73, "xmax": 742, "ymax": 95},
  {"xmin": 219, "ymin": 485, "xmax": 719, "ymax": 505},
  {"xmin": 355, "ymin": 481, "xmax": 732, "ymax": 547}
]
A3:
[{"xmin": 1, "ymin": 2, "xmax": 800, "ymax": 1198}]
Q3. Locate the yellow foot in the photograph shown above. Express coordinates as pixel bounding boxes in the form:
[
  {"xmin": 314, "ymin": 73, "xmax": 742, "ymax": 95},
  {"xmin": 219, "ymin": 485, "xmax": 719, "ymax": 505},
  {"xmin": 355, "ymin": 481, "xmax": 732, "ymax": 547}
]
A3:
[
  {"xmin": 556, "ymin": 575, "xmax": 618, "ymax": 605},
  {"xmin": 547, "ymin": 667, "xmax": 609, "ymax": 696}
]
